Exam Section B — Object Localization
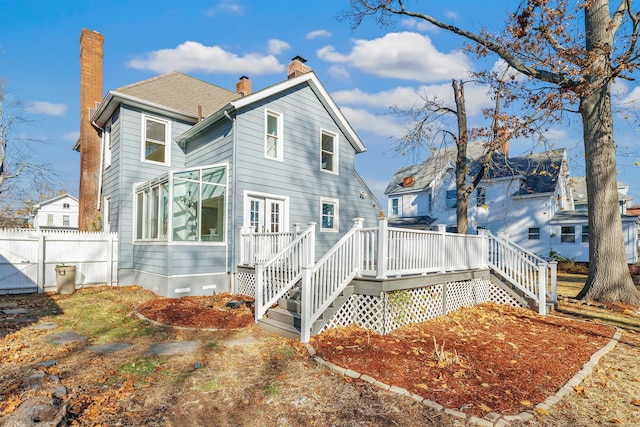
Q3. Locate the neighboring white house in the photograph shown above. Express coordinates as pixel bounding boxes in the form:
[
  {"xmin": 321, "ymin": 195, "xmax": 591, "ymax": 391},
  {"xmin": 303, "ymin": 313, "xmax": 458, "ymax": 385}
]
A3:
[
  {"xmin": 33, "ymin": 193, "xmax": 79, "ymax": 230},
  {"xmin": 385, "ymin": 144, "xmax": 639, "ymax": 263}
]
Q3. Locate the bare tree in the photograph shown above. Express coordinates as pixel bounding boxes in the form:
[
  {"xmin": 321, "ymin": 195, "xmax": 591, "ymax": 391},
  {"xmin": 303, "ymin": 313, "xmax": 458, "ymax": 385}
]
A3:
[
  {"xmin": 0, "ymin": 80, "xmax": 51, "ymax": 190},
  {"xmin": 396, "ymin": 68, "xmax": 549, "ymax": 234},
  {"xmin": 347, "ymin": 0, "xmax": 640, "ymax": 304}
]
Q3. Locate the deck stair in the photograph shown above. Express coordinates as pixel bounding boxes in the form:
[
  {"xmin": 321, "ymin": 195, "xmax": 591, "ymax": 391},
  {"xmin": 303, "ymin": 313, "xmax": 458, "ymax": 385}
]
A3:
[
  {"xmin": 258, "ymin": 284, "xmax": 354, "ymax": 339},
  {"xmin": 489, "ymin": 272, "xmax": 556, "ymax": 313}
]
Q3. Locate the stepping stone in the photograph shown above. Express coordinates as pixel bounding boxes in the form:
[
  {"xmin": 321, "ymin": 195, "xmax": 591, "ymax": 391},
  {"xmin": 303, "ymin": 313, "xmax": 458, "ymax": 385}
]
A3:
[
  {"xmin": 146, "ymin": 341, "xmax": 198, "ymax": 355},
  {"xmin": 47, "ymin": 331, "xmax": 87, "ymax": 345},
  {"xmin": 38, "ymin": 359, "xmax": 58, "ymax": 368},
  {"xmin": 2, "ymin": 308, "xmax": 28, "ymax": 315},
  {"xmin": 33, "ymin": 322, "xmax": 58, "ymax": 330},
  {"xmin": 87, "ymin": 343, "xmax": 133, "ymax": 353},
  {"xmin": 0, "ymin": 301, "xmax": 18, "ymax": 308}
]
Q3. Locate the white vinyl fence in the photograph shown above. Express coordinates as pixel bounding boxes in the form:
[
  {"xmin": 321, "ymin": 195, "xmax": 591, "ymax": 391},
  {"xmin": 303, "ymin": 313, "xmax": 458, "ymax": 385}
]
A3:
[{"xmin": 0, "ymin": 229, "xmax": 118, "ymax": 294}]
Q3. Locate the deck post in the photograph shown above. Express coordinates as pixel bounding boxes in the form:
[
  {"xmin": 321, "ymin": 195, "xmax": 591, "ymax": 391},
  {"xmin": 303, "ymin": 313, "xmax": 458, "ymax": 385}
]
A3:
[
  {"xmin": 549, "ymin": 260, "xmax": 557, "ymax": 303},
  {"xmin": 353, "ymin": 218, "xmax": 364, "ymax": 276},
  {"xmin": 254, "ymin": 262, "xmax": 265, "ymax": 322},
  {"xmin": 438, "ymin": 224, "xmax": 446, "ymax": 273},
  {"xmin": 300, "ymin": 266, "xmax": 312, "ymax": 343},
  {"xmin": 538, "ymin": 263, "xmax": 548, "ymax": 315},
  {"xmin": 306, "ymin": 222, "xmax": 316, "ymax": 266},
  {"xmin": 376, "ymin": 218, "xmax": 388, "ymax": 279}
]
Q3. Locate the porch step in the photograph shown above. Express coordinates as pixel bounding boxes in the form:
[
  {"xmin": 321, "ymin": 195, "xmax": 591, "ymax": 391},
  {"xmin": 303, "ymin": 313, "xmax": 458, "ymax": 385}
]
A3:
[
  {"xmin": 258, "ymin": 284, "xmax": 355, "ymax": 340},
  {"xmin": 257, "ymin": 317, "xmax": 301, "ymax": 340},
  {"xmin": 490, "ymin": 273, "xmax": 556, "ymax": 313}
]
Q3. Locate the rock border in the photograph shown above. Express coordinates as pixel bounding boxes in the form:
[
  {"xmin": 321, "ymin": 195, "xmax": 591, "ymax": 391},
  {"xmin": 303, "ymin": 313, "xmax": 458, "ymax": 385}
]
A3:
[{"xmin": 304, "ymin": 328, "xmax": 622, "ymax": 426}]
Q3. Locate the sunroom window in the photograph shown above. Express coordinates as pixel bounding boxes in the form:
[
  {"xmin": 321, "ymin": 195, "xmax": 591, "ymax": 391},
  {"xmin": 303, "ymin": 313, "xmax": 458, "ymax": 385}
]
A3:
[{"xmin": 135, "ymin": 164, "xmax": 227, "ymax": 242}]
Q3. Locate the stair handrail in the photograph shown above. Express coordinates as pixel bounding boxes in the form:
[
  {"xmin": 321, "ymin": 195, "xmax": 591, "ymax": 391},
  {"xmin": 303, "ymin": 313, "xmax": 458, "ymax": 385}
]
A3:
[
  {"xmin": 300, "ymin": 218, "xmax": 364, "ymax": 342},
  {"xmin": 254, "ymin": 223, "xmax": 316, "ymax": 321},
  {"xmin": 485, "ymin": 231, "xmax": 555, "ymax": 315}
]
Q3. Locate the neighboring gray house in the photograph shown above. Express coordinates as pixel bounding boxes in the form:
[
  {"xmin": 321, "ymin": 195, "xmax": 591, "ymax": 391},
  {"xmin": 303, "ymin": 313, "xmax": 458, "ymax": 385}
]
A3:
[
  {"xmin": 86, "ymin": 58, "xmax": 383, "ymax": 297},
  {"xmin": 32, "ymin": 193, "xmax": 79, "ymax": 231}
]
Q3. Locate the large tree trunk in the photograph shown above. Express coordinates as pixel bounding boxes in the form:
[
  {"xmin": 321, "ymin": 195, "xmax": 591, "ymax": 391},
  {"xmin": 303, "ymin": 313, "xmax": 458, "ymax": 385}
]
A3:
[
  {"xmin": 576, "ymin": 0, "xmax": 640, "ymax": 304},
  {"xmin": 453, "ymin": 80, "xmax": 470, "ymax": 234},
  {"xmin": 577, "ymin": 83, "xmax": 640, "ymax": 303}
]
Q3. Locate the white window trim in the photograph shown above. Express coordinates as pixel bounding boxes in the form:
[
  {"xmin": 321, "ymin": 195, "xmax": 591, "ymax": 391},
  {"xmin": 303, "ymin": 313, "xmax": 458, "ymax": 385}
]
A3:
[
  {"xmin": 103, "ymin": 124, "xmax": 112, "ymax": 168},
  {"xmin": 242, "ymin": 190, "xmax": 290, "ymax": 231},
  {"xmin": 320, "ymin": 128, "xmax": 339, "ymax": 175},
  {"xmin": 320, "ymin": 197, "xmax": 339, "ymax": 233},
  {"xmin": 389, "ymin": 197, "xmax": 401, "ymax": 217},
  {"xmin": 103, "ymin": 196, "xmax": 111, "ymax": 232},
  {"xmin": 264, "ymin": 109, "xmax": 283, "ymax": 161},
  {"xmin": 141, "ymin": 114, "xmax": 171, "ymax": 166}
]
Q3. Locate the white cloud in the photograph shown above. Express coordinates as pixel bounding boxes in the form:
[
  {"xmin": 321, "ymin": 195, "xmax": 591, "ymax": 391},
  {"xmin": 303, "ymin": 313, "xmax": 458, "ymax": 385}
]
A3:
[
  {"xmin": 128, "ymin": 41, "xmax": 284, "ymax": 74},
  {"xmin": 205, "ymin": 0, "xmax": 243, "ymax": 17},
  {"xmin": 340, "ymin": 107, "xmax": 406, "ymax": 138},
  {"xmin": 317, "ymin": 32, "xmax": 472, "ymax": 83},
  {"xmin": 267, "ymin": 39, "xmax": 290, "ymax": 55},
  {"xmin": 327, "ymin": 65, "xmax": 350, "ymax": 81},
  {"xmin": 400, "ymin": 18, "xmax": 438, "ymax": 33},
  {"xmin": 306, "ymin": 29, "xmax": 332, "ymax": 40},
  {"xmin": 26, "ymin": 101, "xmax": 67, "ymax": 116},
  {"xmin": 444, "ymin": 10, "xmax": 459, "ymax": 19},
  {"xmin": 63, "ymin": 131, "xmax": 80, "ymax": 142},
  {"xmin": 332, "ymin": 83, "xmax": 492, "ymax": 116}
]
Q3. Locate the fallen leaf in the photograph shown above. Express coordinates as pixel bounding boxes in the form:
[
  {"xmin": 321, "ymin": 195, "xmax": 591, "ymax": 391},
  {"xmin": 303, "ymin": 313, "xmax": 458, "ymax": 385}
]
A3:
[
  {"xmin": 479, "ymin": 403, "xmax": 492, "ymax": 412},
  {"xmin": 631, "ymin": 399, "xmax": 640, "ymax": 406},
  {"xmin": 414, "ymin": 383, "xmax": 428, "ymax": 390},
  {"xmin": 574, "ymin": 385, "xmax": 585, "ymax": 394},
  {"xmin": 520, "ymin": 400, "xmax": 532, "ymax": 407},
  {"xmin": 535, "ymin": 407, "xmax": 550, "ymax": 415}
]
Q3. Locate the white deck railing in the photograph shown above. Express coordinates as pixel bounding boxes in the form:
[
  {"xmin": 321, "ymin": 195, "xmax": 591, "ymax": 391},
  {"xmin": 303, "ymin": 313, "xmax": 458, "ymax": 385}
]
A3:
[
  {"xmin": 360, "ymin": 221, "xmax": 487, "ymax": 279},
  {"xmin": 239, "ymin": 228, "xmax": 297, "ymax": 266},
  {"xmin": 253, "ymin": 223, "xmax": 316, "ymax": 321},
  {"xmin": 300, "ymin": 219, "xmax": 363, "ymax": 342},
  {"xmin": 486, "ymin": 232, "xmax": 557, "ymax": 315}
]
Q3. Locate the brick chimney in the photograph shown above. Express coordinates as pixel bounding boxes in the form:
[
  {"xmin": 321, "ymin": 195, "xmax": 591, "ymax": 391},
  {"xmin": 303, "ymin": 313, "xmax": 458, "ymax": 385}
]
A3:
[
  {"xmin": 236, "ymin": 75, "xmax": 251, "ymax": 96},
  {"xmin": 287, "ymin": 55, "xmax": 311, "ymax": 79},
  {"xmin": 78, "ymin": 28, "xmax": 104, "ymax": 231},
  {"xmin": 497, "ymin": 127, "xmax": 509, "ymax": 158}
]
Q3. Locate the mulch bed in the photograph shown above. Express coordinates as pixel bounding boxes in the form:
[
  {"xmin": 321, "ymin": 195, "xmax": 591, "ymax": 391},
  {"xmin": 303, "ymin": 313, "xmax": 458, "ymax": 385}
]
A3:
[{"xmin": 135, "ymin": 292, "xmax": 255, "ymax": 329}]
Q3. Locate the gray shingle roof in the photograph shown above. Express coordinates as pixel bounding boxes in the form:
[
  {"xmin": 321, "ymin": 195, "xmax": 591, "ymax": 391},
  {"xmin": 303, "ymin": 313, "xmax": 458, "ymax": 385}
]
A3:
[
  {"xmin": 115, "ymin": 71, "xmax": 240, "ymax": 118},
  {"xmin": 385, "ymin": 144, "xmax": 566, "ymax": 197}
]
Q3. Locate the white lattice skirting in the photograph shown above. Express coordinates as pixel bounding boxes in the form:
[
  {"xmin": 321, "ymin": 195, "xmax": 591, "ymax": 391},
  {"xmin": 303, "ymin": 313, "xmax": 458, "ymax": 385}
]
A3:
[
  {"xmin": 235, "ymin": 272, "xmax": 256, "ymax": 297},
  {"xmin": 235, "ymin": 272, "xmax": 524, "ymax": 336},
  {"xmin": 323, "ymin": 278, "xmax": 525, "ymax": 335}
]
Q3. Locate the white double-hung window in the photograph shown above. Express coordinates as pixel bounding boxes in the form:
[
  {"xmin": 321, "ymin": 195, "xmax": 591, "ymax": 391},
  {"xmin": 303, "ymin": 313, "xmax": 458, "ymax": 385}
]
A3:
[
  {"xmin": 321, "ymin": 197, "xmax": 339, "ymax": 232},
  {"xmin": 265, "ymin": 109, "xmax": 283, "ymax": 161},
  {"xmin": 142, "ymin": 115, "xmax": 170, "ymax": 165},
  {"xmin": 321, "ymin": 130, "xmax": 338, "ymax": 174}
]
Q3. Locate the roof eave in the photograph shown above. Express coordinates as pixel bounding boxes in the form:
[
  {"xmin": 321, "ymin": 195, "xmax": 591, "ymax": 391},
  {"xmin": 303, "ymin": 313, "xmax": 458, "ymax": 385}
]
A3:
[{"xmin": 91, "ymin": 91, "xmax": 199, "ymax": 126}]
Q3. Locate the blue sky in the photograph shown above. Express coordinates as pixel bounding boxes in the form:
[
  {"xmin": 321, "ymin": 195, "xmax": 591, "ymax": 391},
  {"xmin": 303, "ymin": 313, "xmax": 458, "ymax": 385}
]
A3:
[{"xmin": 1, "ymin": 0, "xmax": 639, "ymax": 206}]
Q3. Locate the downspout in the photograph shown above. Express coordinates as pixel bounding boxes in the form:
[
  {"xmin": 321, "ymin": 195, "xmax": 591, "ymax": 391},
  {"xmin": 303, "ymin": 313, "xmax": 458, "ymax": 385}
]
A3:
[
  {"xmin": 92, "ymin": 121, "xmax": 105, "ymax": 213},
  {"xmin": 222, "ymin": 110, "xmax": 238, "ymax": 283}
]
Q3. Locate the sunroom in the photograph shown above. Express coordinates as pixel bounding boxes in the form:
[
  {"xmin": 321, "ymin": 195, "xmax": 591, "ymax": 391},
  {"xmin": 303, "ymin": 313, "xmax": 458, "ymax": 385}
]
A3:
[{"xmin": 134, "ymin": 163, "xmax": 228, "ymax": 244}]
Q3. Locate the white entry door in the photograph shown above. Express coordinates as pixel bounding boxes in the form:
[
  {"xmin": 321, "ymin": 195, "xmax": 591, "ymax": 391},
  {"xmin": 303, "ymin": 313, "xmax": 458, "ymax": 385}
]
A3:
[{"xmin": 247, "ymin": 197, "xmax": 286, "ymax": 233}]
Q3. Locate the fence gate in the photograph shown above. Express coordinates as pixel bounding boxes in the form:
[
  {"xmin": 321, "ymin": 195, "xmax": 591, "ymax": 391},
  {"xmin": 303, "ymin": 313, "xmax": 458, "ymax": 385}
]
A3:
[{"xmin": 0, "ymin": 231, "xmax": 39, "ymax": 294}]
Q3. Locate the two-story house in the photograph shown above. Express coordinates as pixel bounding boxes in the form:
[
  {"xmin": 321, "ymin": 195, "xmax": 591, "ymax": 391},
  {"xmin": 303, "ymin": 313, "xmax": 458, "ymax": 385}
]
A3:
[
  {"xmin": 386, "ymin": 143, "xmax": 639, "ymax": 263},
  {"xmin": 385, "ymin": 144, "xmax": 573, "ymax": 255},
  {"xmin": 76, "ymin": 30, "xmax": 382, "ymax": 297},
  {"xmin": 32, "ymin": 193, "xmax": 79, "ymax": 231}
]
